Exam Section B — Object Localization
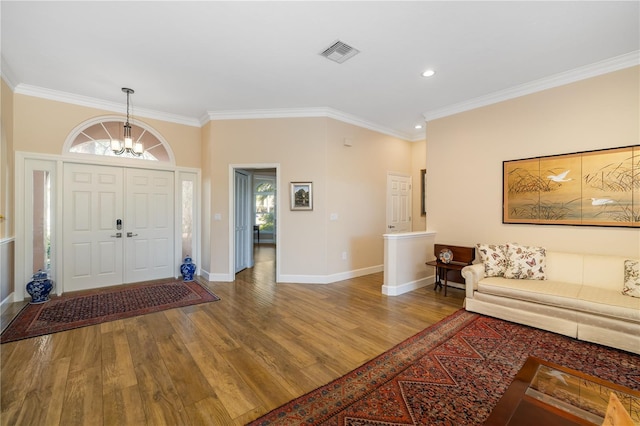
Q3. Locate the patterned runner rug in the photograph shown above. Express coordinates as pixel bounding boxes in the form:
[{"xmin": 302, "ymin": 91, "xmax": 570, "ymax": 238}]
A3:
[
  {"xmin": 1, "ymin": 279, "xmax": 219, "ymax": 344},
  {"xmin": 248, "ymin": 310, "xmax": 640, "ymax": 425}
]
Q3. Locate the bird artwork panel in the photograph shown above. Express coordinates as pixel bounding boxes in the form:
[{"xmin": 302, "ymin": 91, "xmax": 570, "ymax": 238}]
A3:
[
  {"xmin": 539, "ymin": 154, "xmax": 582, "ymax": 223},
  {"xmin": 503, "ymin": 145, "xmax": 639, "ymax": 227},
  {"xmin": 582, "ymin": 147, "xmax": 636, "ymax": 226},
  {"xmin": 503, "ymin": 158, "xmax": 542, "ymax": 222}
]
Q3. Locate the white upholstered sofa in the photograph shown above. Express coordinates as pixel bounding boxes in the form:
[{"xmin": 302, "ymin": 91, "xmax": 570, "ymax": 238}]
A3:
[{"xmin": 461, "ymin": 246, "xmax": 640, "ymax": 355}]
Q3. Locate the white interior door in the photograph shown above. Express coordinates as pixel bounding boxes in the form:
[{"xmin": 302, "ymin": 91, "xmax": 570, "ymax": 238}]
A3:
[
  {"xmin": 124, "ymin": 168, "xmax": 174, "ymax": 283},
  {"xmin": 386, "ymin": 173, "xmax": 412, "ymax": 233},
  {"xmin": 63, "ymin": 163, "xmax": 124, "ymax": 291},
  {"xmin": 63, "ymin": 164, "xmax": 174, "ymax": 291},
  {"xmin": 234, "ymin": 170, "xmax": 251, "ymax": 273}
]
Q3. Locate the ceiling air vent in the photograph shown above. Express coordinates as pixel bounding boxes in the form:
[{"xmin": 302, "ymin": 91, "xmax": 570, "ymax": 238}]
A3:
[{"xmin": 320, "ymin": 41, "xmax": 360, "ymax": 64}]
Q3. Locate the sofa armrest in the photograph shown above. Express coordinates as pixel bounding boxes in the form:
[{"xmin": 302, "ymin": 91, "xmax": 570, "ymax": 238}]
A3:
[{"xmin": 462, "ymin": 263, "xmax": 484, "ymax": 299}]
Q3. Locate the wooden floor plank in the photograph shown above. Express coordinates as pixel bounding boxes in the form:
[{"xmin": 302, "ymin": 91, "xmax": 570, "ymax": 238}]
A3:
[
  {"xmin": 6, "ymin": 355, "xmax": 69, "ymax": 426},
  {"xmin": 102, "ymin": 385, "xmax": 147, "ymax": 426},
  {"xmin": 184, "ymin": 338, "xmax": 261, "ymax": 420},
  {"xmin": 42, "ymin": 357, "xmax": 72, "ymax": 426},
  {"xmin": 1, "ymin": 337, "xmax": 58, "ymax": 425},
  {"xmin": 59, "ymin": 366, "xmax": 103, "ymax": 426},
  {"xmin": 101, "ymin": 327, "xmax": 138, "ymax": 394},
  {"xmin": 154, "ymin": 333, "xmax": 218, "ymax": 407},
  {"xmin": 68, "ymin": 326, "xmax": 102, "ymax": 373},
  {"xmin": 125, "ymin": 317, "xmax": 192, "ymax": 425},
  {"xmin": 1, "ymin": 245, "xmax": 463, "ymax": 425},
  {"xmin": 184, "ymin": 396, "xmax": 235, "ymax": 426}
]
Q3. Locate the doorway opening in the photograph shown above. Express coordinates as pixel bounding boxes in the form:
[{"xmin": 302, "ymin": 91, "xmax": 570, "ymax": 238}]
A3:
[{"xmin": 230, "ymin": 165, "xmax": 280, "ymax": 282}]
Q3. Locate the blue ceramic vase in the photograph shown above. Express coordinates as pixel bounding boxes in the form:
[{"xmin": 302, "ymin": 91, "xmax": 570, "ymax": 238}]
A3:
[
  {"xmin": 26, "ymin": 269, "xmax": 53, "ymax": 304},
  {"xmin": 180, "ymin": 256, "xmax": 196, "ymax": 282}
]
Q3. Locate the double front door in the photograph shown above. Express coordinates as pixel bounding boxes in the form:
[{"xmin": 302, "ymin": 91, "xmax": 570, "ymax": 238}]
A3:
[{"xmin": 63, "ymin": 163, "xmax": 174, "ymax": 292}]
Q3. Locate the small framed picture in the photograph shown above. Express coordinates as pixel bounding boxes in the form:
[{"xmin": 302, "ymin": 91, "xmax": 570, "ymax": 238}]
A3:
[{"xmin": 290, "ymin": 182, "xmax": 313, "ymax": 210}]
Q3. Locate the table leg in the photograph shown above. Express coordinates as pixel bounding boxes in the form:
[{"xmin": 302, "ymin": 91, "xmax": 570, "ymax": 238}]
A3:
[
  {"xmin": 444, "ymin": 270, "xmax": 448, "ymax": 297},
  {"xmin": 434, "ymin": 266, "xmax": 443, "ymax": 291}
]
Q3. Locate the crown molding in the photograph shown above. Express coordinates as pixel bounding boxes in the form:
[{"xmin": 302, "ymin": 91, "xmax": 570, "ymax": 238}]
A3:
[
  {"xmin": 423, "ymin": 50, "xmax": 640, "ymax": 122},
  {"xmin": 0, "ymin": 56, "xmax": 18, "ymax": 91},
  {"xmin": 10, "ymin": 83, "xmax": 418, "ymax": 140},
  {"xmin": 11, "ymin": 50, "xmax": 631, "ymax": 139},
  {"xmin": 205, "ymin": 107, "xmax": 418, "ymax": 141},
  {"xmin": 13, "ymin": 84, "xmax": 201, "ymax": 127}
]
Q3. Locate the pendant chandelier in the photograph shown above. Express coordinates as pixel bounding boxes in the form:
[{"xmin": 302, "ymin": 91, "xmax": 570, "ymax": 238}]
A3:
[{"xmin": 111, "ymin": 87, "xmax": 143, "ymax": 156}]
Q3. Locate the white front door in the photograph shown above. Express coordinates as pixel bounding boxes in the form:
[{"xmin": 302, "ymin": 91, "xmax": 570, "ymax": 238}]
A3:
[
  {"xmin": 63, "ymin": 163, "xmax": 124, "ymax": 290},
  {"xmin": 386, "ymin": 173, "xmax": 412, "ymax": 233},
  {"xmin": 124, "ymin": 168, "xmax": 174, "ymax": 283},
  {"xmin": 63, "ymin": 163, "xmax": 174, "ymax": 291}
]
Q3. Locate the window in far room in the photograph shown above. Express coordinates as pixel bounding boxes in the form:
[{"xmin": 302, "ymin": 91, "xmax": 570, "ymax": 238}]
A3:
[{"xmin": 254, "ymin": 177, "xmax": 275, "ymax": 238}]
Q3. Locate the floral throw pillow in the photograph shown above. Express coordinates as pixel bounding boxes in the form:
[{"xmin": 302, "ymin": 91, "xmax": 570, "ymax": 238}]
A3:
[
  {"xmin": 476, "ymin": 244, "xmax": 508, "ymax": 277},
  {"xmin": 504, "ymin": 243, "xmax": 547, "ymax": 280},
  {"xmin": 622, "ymin": 260, "xmax": 640, "ymax": 298}
]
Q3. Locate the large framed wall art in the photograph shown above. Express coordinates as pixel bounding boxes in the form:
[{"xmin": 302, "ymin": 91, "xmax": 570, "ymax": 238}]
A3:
[{"xmin": 503, "ymin": 145, "xmax": 639, "ymax": 227}]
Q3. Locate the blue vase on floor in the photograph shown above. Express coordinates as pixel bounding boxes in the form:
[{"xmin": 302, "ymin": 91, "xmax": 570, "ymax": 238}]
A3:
[
  {"xmin": 181, "ymin": 256, "xmax": 196, "ymax": 282},
  {"xmin": 26, "ymin": 269, "xmax": 53, "ymax": 304}
]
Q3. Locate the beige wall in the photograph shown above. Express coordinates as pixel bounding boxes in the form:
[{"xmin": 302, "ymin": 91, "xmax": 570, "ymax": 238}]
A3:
[
  {"xmin": 13, "ymin": 94, "xmax": 201, "ymax": 168},
  {"xmin": 205, "ymin": 117, "xmax": 327, "ymax": 277},
  {"xmin": 203, "ymin": 117, "xmax": 414, "ymax": 279},
  {"xmin": 200, "ymin": 122, "xmax": 214, "ymax": 274},
  {"xmin": 1, "ymin": 79, "xmax": 15, "ymax": 302},
  {"xmin": 1, "ymin": 79, "xmax": 14, "ymax": 239},
  {"xmin": 325, "ymin": 120, "xmax": 413, "ymax": 274},
  {"xmin": 426, "ymin": 66, "xmax": 640, "ymax": 257}
]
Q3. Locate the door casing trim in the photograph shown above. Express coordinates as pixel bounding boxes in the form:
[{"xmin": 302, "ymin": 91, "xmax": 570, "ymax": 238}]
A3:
[{"xmin": 228, "ymin": 163, "xmax": 281, "ymax": 283}]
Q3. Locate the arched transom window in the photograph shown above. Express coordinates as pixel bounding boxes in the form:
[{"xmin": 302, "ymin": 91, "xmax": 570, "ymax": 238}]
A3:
[{"xmin": 67, "ymin": 118, "xmax": 172, "ymax": 162}]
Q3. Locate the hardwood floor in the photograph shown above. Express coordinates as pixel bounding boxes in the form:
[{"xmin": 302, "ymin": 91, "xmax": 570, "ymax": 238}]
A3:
[{"xmin": 1, "ymin": 245, "xmax": 464, "ymax": 425}]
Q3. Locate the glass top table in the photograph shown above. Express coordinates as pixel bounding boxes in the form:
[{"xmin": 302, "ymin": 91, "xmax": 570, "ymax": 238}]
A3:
[{"xmin": 485, "ymin": 356, "xmax": 640, "ymax": 425}]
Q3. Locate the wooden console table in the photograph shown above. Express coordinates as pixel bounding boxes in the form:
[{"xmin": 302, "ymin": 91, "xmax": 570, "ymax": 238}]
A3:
[{"xmin": 425, "ymin": 244, "xmax": 475, "ymax": 296}]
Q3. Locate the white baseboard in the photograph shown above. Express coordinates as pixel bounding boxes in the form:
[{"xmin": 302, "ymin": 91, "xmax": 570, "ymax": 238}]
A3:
[
  {"xmin": 382, "ymin": 276, "xmax": 432, "ymax": 296},
  {"xmin": 200, "ymin": 268, "xmax": 234, "ymax": 282},
  {"xmin": 381, "ymin": 275, "xmax": 466, "ymax": 296},
  {"xmin": 1, "ymin": 292, "xmax": 15, "ymax": 314},
  {"xmin": 201, "ymin": 264, "xmax": 385, "ymax": 285},
  {"xmin": 279, "ymin": 264, "xmax": 384, "ymax": 285}
]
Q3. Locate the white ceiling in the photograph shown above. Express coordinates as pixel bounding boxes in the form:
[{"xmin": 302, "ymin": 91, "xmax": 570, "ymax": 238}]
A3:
[{"xmin": 2, "ymin": 1, "xmax": 639, "ymax": 141}]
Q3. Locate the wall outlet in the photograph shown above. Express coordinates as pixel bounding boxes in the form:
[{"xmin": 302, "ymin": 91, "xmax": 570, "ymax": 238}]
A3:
[{"xmin": 341, "ymin": 251, "xmax": 347, "ymax": 260}]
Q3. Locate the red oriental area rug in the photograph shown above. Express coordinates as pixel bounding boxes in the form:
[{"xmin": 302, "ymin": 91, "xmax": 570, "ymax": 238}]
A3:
[
  {"xmin": 248, "ymin": 310, "xmax": 640, "ymax": 425},
  {"xmin": 1, "ymin": 279, "xmax": 219, "ymax": 344}
]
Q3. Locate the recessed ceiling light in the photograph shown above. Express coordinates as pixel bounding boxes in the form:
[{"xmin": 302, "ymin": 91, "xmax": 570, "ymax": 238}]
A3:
[
  {"xmin": 415, "ymin": 124, "xmax": 423, "ymax": 129},
  {"xmin": 422, "ymin": 69, "xmax": 436, "ymax": 78}
]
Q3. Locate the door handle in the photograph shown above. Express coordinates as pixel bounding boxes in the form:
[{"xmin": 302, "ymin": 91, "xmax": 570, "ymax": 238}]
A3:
[
  {"xmin": 388, "ymin": 225, "xmax": 395, "ymax": 229},
  {"xmin": 127, "ymin": 232, "xmax": 138, "ymax": 237},
  {"xmin": 111, "ymin": 233, "xmax": 122, "ymax": 238}
]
